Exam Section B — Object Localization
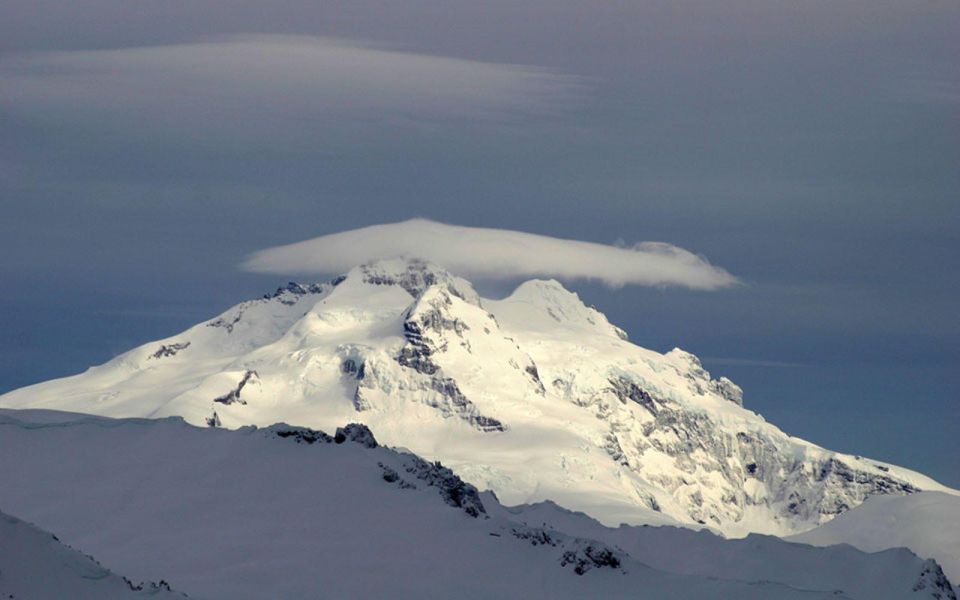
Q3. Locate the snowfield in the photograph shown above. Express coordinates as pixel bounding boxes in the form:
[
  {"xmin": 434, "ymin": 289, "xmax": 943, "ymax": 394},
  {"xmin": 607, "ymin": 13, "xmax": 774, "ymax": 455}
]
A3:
[
  {"xmin": 789, "ymin": 491, "xmax": 960, "ymax": 584},
  {"xmin": 0, "ymin": 409, "xmax": 954, "ymax": 599},
  {"xmin": 0, "ymin": 508, "xmax": 184, "ymax": 599}
]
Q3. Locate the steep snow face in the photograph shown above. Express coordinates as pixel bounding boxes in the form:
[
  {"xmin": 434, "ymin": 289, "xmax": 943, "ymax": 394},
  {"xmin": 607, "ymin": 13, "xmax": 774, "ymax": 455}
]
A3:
[
  {"xmin": 0, "ymin": 409, "xmax": 952, "ymax": 600},
  {"xmin": 495, "ymin": 279, "xmax": 630, "ymax": 341},
  {"xmin": 0, "ymin": 259, "xmax": 954, "ymax": 537},
  {"xmin": 0, "ymin": 510, "xmax": 184, "ymax": 600},
  {"xmin": 789, "ymin": 492, "xmax": 960, "ymax": 586}
]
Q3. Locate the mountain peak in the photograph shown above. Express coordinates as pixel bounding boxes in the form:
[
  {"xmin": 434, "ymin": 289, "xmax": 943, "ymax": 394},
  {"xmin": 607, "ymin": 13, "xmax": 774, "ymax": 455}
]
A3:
[
  {"xmin": 666, "ymin": 348, "xmax": 744, "ymax": 407},
  {"xmin": 349, "ymin": 257, "xmax": 480, "ymax": 304},
  {"xmin": 496, "ymin": 278, "xmax": 629, "ymax": 340}
]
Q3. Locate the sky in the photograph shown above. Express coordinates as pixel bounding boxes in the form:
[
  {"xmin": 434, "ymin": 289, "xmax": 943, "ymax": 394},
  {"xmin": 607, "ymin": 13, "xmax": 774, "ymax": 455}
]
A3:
[{"xmin": 1, "ymin": 0, "xmax": 957, "ymax": 486}]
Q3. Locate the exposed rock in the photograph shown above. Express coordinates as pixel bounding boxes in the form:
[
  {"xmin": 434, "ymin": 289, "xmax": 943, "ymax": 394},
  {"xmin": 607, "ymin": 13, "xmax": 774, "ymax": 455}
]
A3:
[
  {"xmin": 560, "ymin": 542, "xmax": 622, "ymax": 575},
  {"xmin": 912, "ymin": 559, "xmax": 957, "ymax": 600},
  {"xmin": 270, "ymin": 425, "xmax": 334, "ymax": 445},
  {"xmin": 359, "ymin": 259, "xmax": 478, "ymax": 303},
  {"xmin": 668, "ymin": 348, "xmax": 745, "ymax": 406},
  {"xmin": 608, "ymin": 377, "xmax": 659, "ymax": 415},
  {"xmin": 812, "ymin": 458, "xmax": 920, "ymax": 518},
  {"xmin": 334, "ymin": 423, "xmax": 378, "ymax": 448},
  {"xmin": 397, "ymin": 290, "xmax": 468, "ymax": 374},
  {"xmin": 206, "ymin": 308, "xmax": 245, "ymax": 333},
  {"xmin": 149, "ymin": 342, "xmax": 190, "ymax": 359},
  {"xmin": 341, "ymin": 359, "xmax": 362, "ymax": 376},
  {"xmin": 265, "ymin": 421, "xmax": 482, "ymax": 517},
  {"xmin": 351, "ymin": 386, "xmax": 372, "ymax": 412},
  {"xmin": 213, "ymin": 370, "xmax": 258, "ymax": 406},
  {"xmin": 380, "ymin": 463, "xmax": 400, "ymax": 483},
  {"xmin": 510, "ymin": 526, "xmax": 623, "ymax": 576},
  {"xmin": 378, "ymin": 462, "xmax": 417, "ymax": 489},
  {"xmin": 208, "ymin": 279, "xmax": 333, "ymax": 332},
  {"xmin": 715, "ymin": 377, "xmax": 744, "ymax": 406},
  {"xmin": 525, "ymin": 364, "xmax": 546, "ymax": 394},
  {"xmin": 337, "ymin": 347, "xmax": 373, "ymax": 411},
  {"xmin": 574, "ymin": 374, "xmax": 923, "ymax": 528},
  {"xmin": 122, "ymin": 578, "xmax": 177, "ymax": 594},
  {"xmin": 398, "ymin": 455, "xmax": 486, "ymax": 517},
  {"xmin": 511, "ymin": 526, "xmax": 558, "ymax": 547},
  {"xmin": 392, "ymin": 288, "xmax": 505, "ymax": 433},
  {"xmin": 267, "ymin": 282, "xmax": 330, "ymax": 306}
]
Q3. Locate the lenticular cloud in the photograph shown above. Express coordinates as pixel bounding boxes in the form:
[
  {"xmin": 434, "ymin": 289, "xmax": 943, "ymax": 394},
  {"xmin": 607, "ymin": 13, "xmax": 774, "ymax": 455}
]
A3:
[{"xmin": 242, "ymin": 219, "xmax": 738, "ymax": 290}]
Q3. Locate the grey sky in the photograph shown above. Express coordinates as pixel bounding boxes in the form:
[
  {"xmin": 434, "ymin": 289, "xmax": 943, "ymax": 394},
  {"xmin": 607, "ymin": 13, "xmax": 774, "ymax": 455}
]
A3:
[{"xmin": 1, "ymin": 0, "xmax": 957, "ymax": 485}]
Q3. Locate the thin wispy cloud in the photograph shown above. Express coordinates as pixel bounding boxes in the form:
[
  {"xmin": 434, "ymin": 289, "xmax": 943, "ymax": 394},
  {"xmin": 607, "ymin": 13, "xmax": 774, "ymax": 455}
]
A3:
[
  {"xmin": 1, "ymin": 35, "xmax": 582, "ymax": 142},
  {"xmin": 242, "ymin": 219, "xmax": 738, "ymax": 290}
]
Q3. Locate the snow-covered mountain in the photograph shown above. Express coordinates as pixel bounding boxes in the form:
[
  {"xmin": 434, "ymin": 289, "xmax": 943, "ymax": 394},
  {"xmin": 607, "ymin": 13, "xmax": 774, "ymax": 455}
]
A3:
[
  {"xmin": 0, "ymin": 408, "xmax": 954, "ymax": 600},
  {"xmin": 1, "ymin": 258, "xmax": 955, "ymax": 540}
]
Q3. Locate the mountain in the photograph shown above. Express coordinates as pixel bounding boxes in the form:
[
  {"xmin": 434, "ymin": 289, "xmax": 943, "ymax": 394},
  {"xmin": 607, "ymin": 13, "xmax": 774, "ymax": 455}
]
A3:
[
  {"xmin": 0, "ymin": 408, "xmax": 954, "ymax": 600},
  {"xmin": 0, "ymin": 508, "xmax": 184, "ymax": 599},
  {"xmin": 1, "ymin": 258, "xmax": 954, "ymax": 540}
]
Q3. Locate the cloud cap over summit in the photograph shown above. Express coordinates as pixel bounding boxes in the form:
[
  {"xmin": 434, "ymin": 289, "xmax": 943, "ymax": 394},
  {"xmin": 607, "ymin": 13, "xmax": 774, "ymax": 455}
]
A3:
[{"xmin": 242, "ymin": 219, "xmax": 738, "ymax": 290}]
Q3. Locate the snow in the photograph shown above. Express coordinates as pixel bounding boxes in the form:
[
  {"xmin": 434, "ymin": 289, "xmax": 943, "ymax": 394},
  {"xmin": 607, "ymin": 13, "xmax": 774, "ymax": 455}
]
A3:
[
  {"xmin": 490, "ymin": 497, "xmax": 957, "ymax": 600},
  {"xmin": 789, "ymin": 491, "xmax": 960, "ymax": 585},
  {"xmin": 0, "ymin": 409, "xmax": 953, "ymax": 599},
  {"xmin": 0, "ymin": 259, "xmax": 955, "ymax": 540},
  {"xmin": 0, "ymin": 509, "xmax": 183, "ymax": 599}
]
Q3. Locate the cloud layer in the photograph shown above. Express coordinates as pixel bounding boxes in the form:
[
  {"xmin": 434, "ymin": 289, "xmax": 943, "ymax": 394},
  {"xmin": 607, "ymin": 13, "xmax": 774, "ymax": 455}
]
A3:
[
  {"xmin": 1, "ymin": 35, "xmax": 581, "ymax": 143},
  {"xmin": 242, "ymin": 219, "xmax": 738, "ymax": 290}
]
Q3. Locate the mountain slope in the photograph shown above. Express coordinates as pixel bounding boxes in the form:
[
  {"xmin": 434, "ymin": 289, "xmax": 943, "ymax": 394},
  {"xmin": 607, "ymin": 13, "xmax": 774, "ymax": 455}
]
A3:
[
  {"xmin": 0, "ymin": 509, "xmax": 183, "ymax": 599},
  {"xmin": 1, "ymin": 259, "xmax": 954, "ymax": 538},
  {"xmin": 0, "ymin": 408, "xmax": 953, "ymax": 600},
  {"xmin": 490, "ymin": 497, "xmax": 957, "ymax": 600},
  {"xmin": 789, "ymin": 492, "xmax": 960, "ymax": 586}
]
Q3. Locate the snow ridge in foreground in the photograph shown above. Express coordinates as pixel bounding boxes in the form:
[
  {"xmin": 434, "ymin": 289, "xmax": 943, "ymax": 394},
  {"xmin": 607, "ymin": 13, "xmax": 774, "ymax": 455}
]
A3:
[
  {"xmin": 0, "ymin": 509, "xmax": 184, "ymax": 599},
  {"xmin": 0, "ymin": 409, "xmax": 954, "ymax": 600}
]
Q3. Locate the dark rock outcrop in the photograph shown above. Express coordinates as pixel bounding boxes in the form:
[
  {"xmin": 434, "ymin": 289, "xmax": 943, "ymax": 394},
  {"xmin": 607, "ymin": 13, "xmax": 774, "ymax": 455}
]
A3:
[
  {"xmin": 213, "ymin": 370, "xmax": 258, "ymax": 406},
  {"xmin": 392, "ymin": 289, "xmax": 505, "ymax": 433},
  {"xmin": 267, "ymin": 282, "xmax": 330, "ymax": 306},
  {"xmin": 271, "ymin": 425, "xmax": 334, "ymax": 445},
  {"xmin": 150, "ymin": 342, "xmax": 190, "ymax": 359},
  {"xmin": 397, "ymin": 455, "xmax": 487, "ymax": 518},
  {"xmin": 560, "ymin": 543, "xmax": 622, "ymax": 575},
  {"xmin": 334, "ymin": 423, "xmax": 378, "ymax": 448},
  {"xmin": 913, "ymin": 559, "xmax": 957, "ymax": 600}
]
